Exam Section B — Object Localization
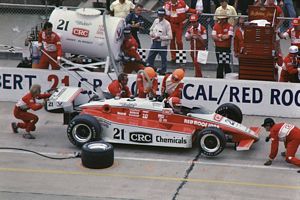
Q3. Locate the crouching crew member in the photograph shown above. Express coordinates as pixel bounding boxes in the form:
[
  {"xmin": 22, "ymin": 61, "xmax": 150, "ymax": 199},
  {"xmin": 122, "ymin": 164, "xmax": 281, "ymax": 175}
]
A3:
[
  {"xmin": 108, "ymin": 73, "xmax": 131, "ymax": 98},
  {"xmin": 262, "ymin": 118, "xmax": 300, "ymax": 168},
  {"xmin": 11, "ymin": 84, "xmax": 51, "ymax": 139},
  {"xmin": 161, "ymin": 68, "xmax": 185, "ymax": 99},
  {"xmin": 136, "ymin": 67, "xmax": 158, "ymax": 98}
]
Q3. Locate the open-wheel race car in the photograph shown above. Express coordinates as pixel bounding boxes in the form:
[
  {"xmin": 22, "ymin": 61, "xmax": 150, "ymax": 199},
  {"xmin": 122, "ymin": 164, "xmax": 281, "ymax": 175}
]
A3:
[{"xmin": 48, "ymin": 86, "xmax": 261, "ymax": 157}]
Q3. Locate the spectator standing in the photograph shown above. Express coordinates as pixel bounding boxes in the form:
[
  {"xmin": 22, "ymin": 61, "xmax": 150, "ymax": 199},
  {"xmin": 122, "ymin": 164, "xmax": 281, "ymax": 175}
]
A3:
[
  {"xmin": 136, "ymin": 67, "xmax": 158, "ymax": 98},
  {"xmin": 185, "ymin": 14, "xmax": 207, "ymax": 77},
  {"xmin": 262, "ymin": 118, "xmax": 300, "ymax": 168},
  {"xmin": 233, "ymin": 17, "xmax": 245, "ymax": 58},
  {"xmin": 11, "ymin": 84, "xmax": 51, "ymax": 139},
  {"xmin": 108, "ymin": 73, "xmax": 131, "ymax": 98},
  {"xmin": 164, "ymin": 0, "xmax": 197, "ymax": 62},
  {"xmin": 121, "ymin": 27, "xmax": 145, "ymax": 73},
  {"xmin": 214, "ymin": 0, "xmax": 237, "ymax": 26},
  {"xmin": 161, "ymin": 68, "xmax": 185, "ymax": 99},
  {"xmin": 212, "ymin": 12, "xmax": 234, "ymax": 78},
  {"xmin": 147, "ymin": 8, "xmax": 172, "ymax": 75},
  {"xmin": 37, "ymin": 22, "xmax": 62, "ymax": 70},
  {"xmin": 125, "ymin": 3, "xmax": 144, "ymax": 48},
  {"xmin": 110, "ymin": 0, "xmax": 135, "ymax": 18}
]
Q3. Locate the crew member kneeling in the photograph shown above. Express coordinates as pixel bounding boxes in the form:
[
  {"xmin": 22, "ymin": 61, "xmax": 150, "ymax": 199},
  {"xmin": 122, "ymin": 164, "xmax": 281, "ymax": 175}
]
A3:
[
  {"xmin": 161, "ymin": 68, "xmax": 185, "ymax": 99},
  {"xmin": 108, "ymin": 73, "xmax": 131, "ymax": 98},
  {"xmin": 136, "ymin": 67, "xmax": 158, "ymax": 98},
  {"xmin": 11, "ymin": 84, "xmax": 51, "ymax": 139}
]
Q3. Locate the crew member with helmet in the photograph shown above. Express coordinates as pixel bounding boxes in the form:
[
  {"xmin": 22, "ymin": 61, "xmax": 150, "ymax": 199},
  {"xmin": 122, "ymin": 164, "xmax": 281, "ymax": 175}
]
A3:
[
  {"xmin": 280, "ymin": 45, "xmax": 300, "ymax": 83},
  {"xmin": 164, "ymin": 0, "xmax": 197, "ymax": 62},
  {"xmin": 161, "ymin": 68, "xmax": 185, "ymax": 99},
  {"xmin": 37, "ymin": 22, "xmax": 62, "ymax": 70},
  {"xmin": 108, "ymin": 73, "xmax": 131, "ymax": 98},
  {"xmin": 185, "ymin": 14, "xmax": 207, "ymax": 77},
  {"xmin": 11, "ymin": 84, "xmax": 51, "ymax": 139},
  {"xmin": 281, "ymin": 17, "xmax": 300, "ymax": 49},
  {"xmin": 121, "ymin": 26, "xmax": 145, "ymax": 73},
  {"xmin": 136, "ymin": 67, "xmax": 158, "ymax": 98},
  {"xmin": 262, "ymin": 118, "xmax": 300, "ymax": 168}
]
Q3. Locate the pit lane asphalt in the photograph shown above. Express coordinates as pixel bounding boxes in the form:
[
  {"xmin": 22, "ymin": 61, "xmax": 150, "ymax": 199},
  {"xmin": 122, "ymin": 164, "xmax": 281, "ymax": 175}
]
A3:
[{"xmin": 0, "ymin": 101, "xmax": 300, "ymax": 200}]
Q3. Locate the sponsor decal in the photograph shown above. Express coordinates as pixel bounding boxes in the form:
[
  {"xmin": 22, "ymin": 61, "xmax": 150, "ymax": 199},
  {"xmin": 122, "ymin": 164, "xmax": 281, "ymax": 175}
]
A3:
[
  {"xmin": 120, "ymin": 102, "xmax": 137, "ymax": 108},
  {"xmin": 214, "ymin": 113, "xmax": 223, "ymax": 122},
  {"xmin": 75, "ymin": 20, "xmax": 92, "ymax": 26},
  {"xmin": 117, "ymin": 112, "xmax": 127, "ymax": 116},
  {"xmin": 184, "ymin": 119, "xmax": 219, "ymax": 128},
  {"xmin": 156, "ymin": 136, "xmax": 187, "ymax": 144},
  {"xmin": 72, "ymin": 28, "xmax": 89, "ymax": 37},
  {"xmin": 129, "ymin": 132, "xmax": 152, "ymax": 143}
]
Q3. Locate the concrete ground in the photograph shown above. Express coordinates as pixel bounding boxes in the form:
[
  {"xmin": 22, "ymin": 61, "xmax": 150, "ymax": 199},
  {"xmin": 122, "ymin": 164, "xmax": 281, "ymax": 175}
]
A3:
[{"xmin": 0, "ymin": 101, "xmax": 300, "ymax": 200}]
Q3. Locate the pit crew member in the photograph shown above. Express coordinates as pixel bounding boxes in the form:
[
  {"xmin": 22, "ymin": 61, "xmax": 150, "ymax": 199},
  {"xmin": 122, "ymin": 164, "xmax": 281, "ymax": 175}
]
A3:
[
  {"xmin": 108, "ymin": 73, "xmax": 131, "ymax": 98},
  {"xmin": 11, "ymin": 84, "xmax": 51, "ymax": 139},
  {"xmin": 262, "ymin": 118, "xmax": 300, "ymax": 168},
  {"xmin": 37, "ymin": 22, "xmax": 62, "ymax": 70},
  {"xmin": 280, "ymin": 17, "xmax": 300, "ymax": 49},
  {"xmin": 136, "ymin": 67, "xmax": 158, "ymax": 98},
  {"xmin": 281, "ymin": 45, "xmax": 300, "ymax": 83},
  {"xmin": 161, "ymin": 68, "xmax": 185, "ymax": 99}
]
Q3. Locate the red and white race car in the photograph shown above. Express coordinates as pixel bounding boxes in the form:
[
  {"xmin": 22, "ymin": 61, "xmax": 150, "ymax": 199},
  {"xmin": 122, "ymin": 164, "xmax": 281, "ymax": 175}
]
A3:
[{"xmin": 48, "ymin": 87, "xmax": 261, "ymax": 157}]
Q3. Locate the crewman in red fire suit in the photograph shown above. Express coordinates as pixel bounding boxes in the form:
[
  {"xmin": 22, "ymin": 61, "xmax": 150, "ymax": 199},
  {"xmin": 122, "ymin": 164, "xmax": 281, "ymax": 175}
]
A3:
[
  {"xmin": 281, "ymin": 18, "xmax": 300, "ymax": 49},
  {"xmin": 185, "ymin": 14, "xmax": 207, "ymax": 77},
  {"xmin": 108, "ymin": 73, "xmax": 131, "ymax": 98},
  {"xmin": 233, "ymin": 17, "xmax": 245, "ymax": 58},
  {"xmin": 161, "ymin": 68, "xmax": 185, "ymax": 99},
  {"xmin": 164, "ymin": 0, "xmax": 197, "ymax": 62},
  {"xmin": 121, "ymin": 27, "xmax": 145, "ymax": 73},
  {"xmin": 11, "ymin": 84, "xmax": 51, "ymax": 139},
  {"xmin": 262, "ymin": 118, "xmax": 300, "ymax": 168},
  {"xmin": 136, "ymin": 67, "xmax": 158, "ymax": 98},
  {"xmin": 37, "ymin": 22, "xmax": 62, "ymax": 70},
  {"xmin": 280, "ymin": 45, "xmax": 300, "ymax": 83}
]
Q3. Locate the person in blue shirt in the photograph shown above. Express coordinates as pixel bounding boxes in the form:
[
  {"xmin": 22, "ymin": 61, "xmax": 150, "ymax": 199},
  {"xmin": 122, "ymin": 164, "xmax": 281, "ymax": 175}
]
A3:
[{"xmin": 125, "ymin": 3, "xmax": 144, "ymax": 48}]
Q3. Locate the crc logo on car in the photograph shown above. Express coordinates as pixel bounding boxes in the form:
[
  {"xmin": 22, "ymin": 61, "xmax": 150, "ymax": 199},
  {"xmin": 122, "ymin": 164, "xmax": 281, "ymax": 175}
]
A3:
[
  {"xmin": 72, "ymin": 28, "xmax": 89, "ymax": 37},
  {"xmin": 129, "ymin": 132, "xmax": 152, "ymax": 143}
]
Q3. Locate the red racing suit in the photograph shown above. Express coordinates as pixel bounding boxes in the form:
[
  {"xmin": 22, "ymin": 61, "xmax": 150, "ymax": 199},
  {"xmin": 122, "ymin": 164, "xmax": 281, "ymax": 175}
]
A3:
[
  {"xmin": 161, "ymin": 73, "xmax": 184, "ymax": 99},
  {"xmin": 164, "ymin": 0, "xmax": 197, "ymax": 60},
  {"xmin": 108, "ymin": 80, "xmax": 131, "ymax": 98},
  {"xmin": 38, "ymin": 31, "xmax": 62, "ymax": 70},
  {"xmin": 233, "ymin": 27, "xmax": 244, "ymax": 57},
  {"xmin": 136, "ymin": 74, "xmax": 158, "ymax": 98},
  {"xmin": 281, "ymin": 54, "xmax": 300, "ymax": 83},
  {"xmin": 13, "ymin": 92, "xmax": 51, "ymax": 132},
  {"xmin": 282, "ymin": 28, "xmax": 300, "ymax": 49},
  {"xmin": 185, "ymin": 24, "xmax": 207, "ymax": 77},
  {"xmin": 121, "ymin": 35, "xmax": 145, "ymax": 73},
  {"xmin": 268, "ymin": 123, "xmax": 300, "ymax": 167}
]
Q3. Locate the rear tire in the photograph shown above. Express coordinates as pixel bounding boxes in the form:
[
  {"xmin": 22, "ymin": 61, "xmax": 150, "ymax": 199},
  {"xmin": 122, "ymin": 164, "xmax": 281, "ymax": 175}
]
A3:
[
  {"xmin": 81, "ymin": 141, "xmax": 114, "ymax": 169},
  {"xmin": 215, "ymin": 103, "xmax": 243, "ymax": 123},
  {"xmin": 197, "ymin": 127, "xmax": 226, "ymax": 157},
  {"xmin": 67, "ymin": 114, "xmax": 101, "ymax": 147}
]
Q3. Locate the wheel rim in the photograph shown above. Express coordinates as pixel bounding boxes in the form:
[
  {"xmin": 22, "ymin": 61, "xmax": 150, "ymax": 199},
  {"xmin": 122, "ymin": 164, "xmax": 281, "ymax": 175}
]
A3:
[
  {"xmin": 72, "ymin": 124, "xmax": 92, "ymax": 143},
  {"xmin": 200, "ymin": 133, "xmax": 220, "ymax": 153},
  {"xmin": 88, "ymin": 143, "xmax": 109, "ymax": 150}
]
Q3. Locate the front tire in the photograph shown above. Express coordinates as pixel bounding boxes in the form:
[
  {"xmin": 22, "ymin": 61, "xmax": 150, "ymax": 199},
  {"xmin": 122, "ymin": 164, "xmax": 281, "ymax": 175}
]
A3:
[
  {"xmin": 197, "ymin": 127, "xmax": 226, "ymax": 157},
  {"xmin": 215, "ymin": 103, "xmax": 243, "ymax": 123},
  {"xmin": 67, "ymin": 114, "xmax": 101, "ymax": 147}
]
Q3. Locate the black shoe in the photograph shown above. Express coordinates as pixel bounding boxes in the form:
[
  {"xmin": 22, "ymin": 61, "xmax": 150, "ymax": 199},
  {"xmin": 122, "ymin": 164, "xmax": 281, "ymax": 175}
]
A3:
[
  {"xmin": 281, "ymin": 151, "xmax": 286, "ymax": 157},
  {"xmin": 23, "ymin": 133, "xmax": 35, "ymax": 139},
  {"xmin": 11, "ymin": 122, "xmax": 18, "ymax": 133},
  {"xmin": 170, "ymin": 59, "xmax": 176, "ymax": 64},
  {"xmin": 157, "ymin": 69, "xmax": 166, "ymax": 76}
]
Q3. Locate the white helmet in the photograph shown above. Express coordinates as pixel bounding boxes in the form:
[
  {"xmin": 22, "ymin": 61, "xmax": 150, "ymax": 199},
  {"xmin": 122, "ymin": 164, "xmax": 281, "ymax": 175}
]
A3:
[{"xmin": 289, "ymin": 45, "xmax": 299, "ymax": 54}]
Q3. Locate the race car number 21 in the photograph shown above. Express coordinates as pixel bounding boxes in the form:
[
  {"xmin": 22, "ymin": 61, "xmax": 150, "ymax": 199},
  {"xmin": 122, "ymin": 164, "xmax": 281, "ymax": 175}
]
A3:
[
  {"xmin": 113, "ymin": 128, "xmax": 125, "ymax": 140},
  {"xmin": 48, "ymin": 74, "xmax": 69, "ymax": 89}
]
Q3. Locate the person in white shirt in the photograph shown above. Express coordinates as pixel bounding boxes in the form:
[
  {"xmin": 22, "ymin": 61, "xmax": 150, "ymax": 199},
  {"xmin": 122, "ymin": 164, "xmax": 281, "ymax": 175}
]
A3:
[{"xmin": 110, "ymin": 0, "xmax": 135, "ymax": 18}]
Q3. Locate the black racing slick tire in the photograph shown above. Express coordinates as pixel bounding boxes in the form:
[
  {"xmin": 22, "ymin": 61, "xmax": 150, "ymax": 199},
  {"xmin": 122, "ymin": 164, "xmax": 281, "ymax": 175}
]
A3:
[
  {"xmin": 67, "ymin": 114, "xmax": 101, "ymax": 148},
  {"xmin": 215, "ymin": 103, "xmax": 243, "ymax": 123},
  {"xmin": 81, "ymin": 141, "xmax": 114, "ymax": 169},
  {"xmin": 197, "ymin": 127, "xmax": 226, "ymax": 157}
]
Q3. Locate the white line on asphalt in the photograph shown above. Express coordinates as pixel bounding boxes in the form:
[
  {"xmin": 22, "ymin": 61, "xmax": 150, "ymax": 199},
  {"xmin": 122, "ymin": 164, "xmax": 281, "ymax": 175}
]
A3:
[{"xmin": 0, "ymin": 149, "xmax": 298, "ymax": 172}]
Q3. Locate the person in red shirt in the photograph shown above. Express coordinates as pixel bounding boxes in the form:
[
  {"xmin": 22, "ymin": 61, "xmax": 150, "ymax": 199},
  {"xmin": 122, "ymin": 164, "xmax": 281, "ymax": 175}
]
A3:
[
  {"xmin": 11, "ymin": 84, "xmax": 51, "ymax": 139},
  {"xmin": 136, "ymin": 67, "xmax": 158, "ymax": 98},
  {"xmin": 185, "ymin": 14, "xmax": 207, "ymax": 77},
  {"xmin": 283, "ymin": 45, "xmax": 300, "ymax": 83},
  {"xmin": 37, "ymin": 22, "xmax": 62, "ymax": 70},
  {"xmin": 262, "ymin": 118, "xmax": 300, "ymax": 168},
  {"xmin": 108, "ymin": 73, "xmax": 131, "ymax": 98},
  {"xmin": 164, "ymin": 0, "xmax": 197, "ymax": 62},
  {"xmin": 212, "ymin": 12, "xmax": 233, "ymax": 78},
  {"xmin": 121, "ymin": 27, "xmax": 145, "ymax": 73},
  {"xmin": 233, "ymin": 17, "xmax": 245, "ymax": 58},
  {"xmin": 281, "ymin": 18, "xmax": 300, "ymax": 49},
  {"xmin": 161, "ymin": 68, "xmax": 184, "ymax": 99}
]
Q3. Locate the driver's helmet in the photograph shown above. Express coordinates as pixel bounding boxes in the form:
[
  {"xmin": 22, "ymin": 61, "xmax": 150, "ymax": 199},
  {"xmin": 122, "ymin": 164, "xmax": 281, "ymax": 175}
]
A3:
[{"xmin": 168, "ymin": 97, "xmax": 181, "ymax": 110}]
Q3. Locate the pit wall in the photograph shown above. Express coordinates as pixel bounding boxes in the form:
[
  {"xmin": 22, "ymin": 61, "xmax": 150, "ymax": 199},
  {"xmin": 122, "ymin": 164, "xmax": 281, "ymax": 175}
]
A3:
[{"xmin": 0, "ymin": 67, "xmax": 299, "ymax": 118}]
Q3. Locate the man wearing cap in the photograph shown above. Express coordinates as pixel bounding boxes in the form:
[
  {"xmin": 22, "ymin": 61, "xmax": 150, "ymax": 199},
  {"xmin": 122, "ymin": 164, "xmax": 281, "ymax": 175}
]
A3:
[
  {"xmin": 214, "ymin": 0, "xmax": 237, "ymax": 26},
  {"xmin": 185, "ymin": 14, "xmax": 207, "ymax": 77},
  {"xmin": 262, "ymin": 118, "xmax": 300, "ymax": 168},
  {"xmin": 164, "ymin": 0, "xmax": 197, "ymax": 62},
  {"xmin": 212, "ymin": 11, "xmax": 234, "ymax": 78},
  {"xmin": 161, "ymin": 68, "xmax": 185, "ymax": 99},
  {"xmin": 147, "ymin": 7, "xmax": 172, "ymax": 75},
  {"xmin": 282, "ymin": 45, "xmax": 300, "ymax": 83},
  {"xmin": 281, "ymin": 18, "xmax": 300, "ymax": 49},
  {"xmin": 121, "ymin": 27, "xmax": 145, "ymax": 73}
]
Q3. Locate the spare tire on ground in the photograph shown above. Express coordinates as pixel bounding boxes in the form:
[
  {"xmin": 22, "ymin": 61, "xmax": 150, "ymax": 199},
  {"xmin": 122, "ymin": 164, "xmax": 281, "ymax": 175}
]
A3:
[
  {"xmin": 215, "ymin": 103, "xmax": 243, "ymax": 123},
  {"xmin": 81, "ymin": 141, "xmax": 114, "ymax": 169}
]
